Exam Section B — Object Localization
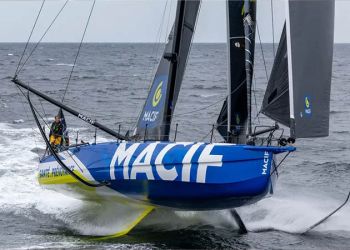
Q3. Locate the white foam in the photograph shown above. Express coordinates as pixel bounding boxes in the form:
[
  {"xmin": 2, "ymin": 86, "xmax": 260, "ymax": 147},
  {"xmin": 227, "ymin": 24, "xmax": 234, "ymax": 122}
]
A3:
[
  {"xmin": 240, "ymin": 193, "xmax": 350, "ymax": 233},
  {"xmin": 55, "ymin": 63, "xmax": 75, "ymax": 67},
  {"xmin": 12, "ymin": 119, "xmax": 24, "ymax": 124}
]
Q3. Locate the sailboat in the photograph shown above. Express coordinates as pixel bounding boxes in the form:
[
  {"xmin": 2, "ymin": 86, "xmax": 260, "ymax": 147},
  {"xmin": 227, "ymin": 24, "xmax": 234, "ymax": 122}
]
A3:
[{"xmin": 12, "ymin": 0, "xmax": 335, "ymax": 236}]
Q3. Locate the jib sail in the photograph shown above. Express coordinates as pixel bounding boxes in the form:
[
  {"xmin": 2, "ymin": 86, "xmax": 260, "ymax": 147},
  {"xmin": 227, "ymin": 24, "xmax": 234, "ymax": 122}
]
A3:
[{"xmin": 135, "ymin": 0, "xmax": 201, "ymax": 141}]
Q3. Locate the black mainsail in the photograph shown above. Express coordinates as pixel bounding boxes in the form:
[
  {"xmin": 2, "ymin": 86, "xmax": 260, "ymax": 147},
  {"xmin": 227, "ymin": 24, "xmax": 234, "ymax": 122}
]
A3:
[
  {"xmin": 261, "ymin": 24, "xmax": 290, "ymax": 126},
  {"xmin": 217, "ymin": 0, "xmax": 256, "ymax": 143},
  {"xmin": 135, "ymin": 0, "xmax": 201, "ymax": 141},
  {"xmin": 262, "ymin": 0, "xmax": 335, "ymax": 138}
]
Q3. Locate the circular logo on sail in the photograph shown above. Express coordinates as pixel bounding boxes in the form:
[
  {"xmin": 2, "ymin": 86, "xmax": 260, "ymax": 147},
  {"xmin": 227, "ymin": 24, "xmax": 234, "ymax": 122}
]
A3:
[
  {"xmin": 152, "ymin": 81, "xmax": 163, "ymax": 107},
  {"xmin": 304, "ymin": 96, "xmax": 312, "ymax": 116}
]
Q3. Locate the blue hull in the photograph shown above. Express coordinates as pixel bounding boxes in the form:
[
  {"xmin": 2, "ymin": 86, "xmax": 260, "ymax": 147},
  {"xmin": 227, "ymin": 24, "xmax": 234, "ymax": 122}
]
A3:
[{"xmin": 39, "ymin": 141, "xmax": 295, "ymax": 210}]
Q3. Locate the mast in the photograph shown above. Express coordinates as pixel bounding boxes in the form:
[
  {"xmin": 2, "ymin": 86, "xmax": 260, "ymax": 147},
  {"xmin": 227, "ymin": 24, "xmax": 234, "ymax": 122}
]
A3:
[
  {"xmin": 164, "ymin": 0, "xmax": 186, "ymax": 141},
  {"xmin": 243, "ymin": 0, "xmax": 256, "ymax": 137},
  {"xmin": 217, "ymin": 0, "xmax": 256, "ymax": 144},
  {"xmin": 225, "ymin": 0, "xmax": 232, "ymax": 139}
]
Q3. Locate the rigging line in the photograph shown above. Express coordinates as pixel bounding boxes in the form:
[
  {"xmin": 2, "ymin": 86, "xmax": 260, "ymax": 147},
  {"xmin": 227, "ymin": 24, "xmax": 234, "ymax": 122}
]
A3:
[
  {"xmin": 165, "ymin": 0, "xmax": 173, "ymax": 43},
  {"xmin": 149, "ymin": 0, "xmax": 170, "ymax": 85},
  {"xmin": 16, "ymin": 84, "xmax": 51, "ymax": 131},
  {"xmin": 15, "ymin": 0, "xmax": 46, "ymax": 76},
  {"xmin": 133, "ymin": 0, "xmax": 170, "ymax": 129},
  {"xmin": 28, "ymin": 94, "xmax": 109, "ymax": 188},
  {"xmin": 61, "ymin": 0, "xmax": 96, "ymax": 103},
  {"xmin": 173, "ymin": 94, "xmax": 224, "ymax": 117},
  {"xmin": 172, "ymin": 79, "xmax": 246, "ymax": 118},
  {"xmin": 256, "ymin": 22, "xmax": 269, "ymax": 83},
  {"xmin": 17, "ymin": 0, "xmax": 69, "ymax": 75},
  {"xmin": 199, "ymin": 128, "xmax": 214, "ymax": 142},
  {"xmin": 270, "ymin": 0, "xmax": 276, "ymax": 57},
  {"xmin": 14, "ymin": 85, "xmax": 41, "ymax": 139},
  {"xmin": 252, "ymin": 72, "xmax": 261, "ymax": 124},
  {"xmin": 148, "ymin": 1, "xmax": 170, "ymax": 89},
  {"xmin": 303, "ymin": 191, "xmax": 350, "ymax": 234},
  {"xmin": 269, "ymin": 151, "xmax": 291, "ymax": 177},
  {"xmin": 14, "ymin": 85, "xmax": 49, "ymax": 156},
  {"xmin": 38, "ymin": 98, "xmax": 48, "ymax": 123}
]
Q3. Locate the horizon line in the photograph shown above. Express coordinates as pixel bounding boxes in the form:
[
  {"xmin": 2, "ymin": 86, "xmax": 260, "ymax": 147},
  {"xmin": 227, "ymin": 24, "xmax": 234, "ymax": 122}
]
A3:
[{"xmin": 0, "ymin": 42, "xmax": 349, "ymax": 44}]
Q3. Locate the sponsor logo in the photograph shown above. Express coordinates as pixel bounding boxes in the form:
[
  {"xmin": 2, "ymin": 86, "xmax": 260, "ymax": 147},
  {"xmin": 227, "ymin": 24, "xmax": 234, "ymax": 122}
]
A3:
[
  {"xmin": 262, "ymin": 151, "xmax": 269, "ymax": 175},
  {"xmin": 39, "ymin": 165, "xmax": 74, "ymax": 178},
  {"xmin": 152, "ymin": 81, "xmax": 163, "ymax": 107},
  {"xmin": 139, "ymin": 76, "xmax": 167, "ymax": 127},
  {"xmin": 109, "ymin": 143, "xmax": 223, "ymax": 184},
  {"xmin": 143, "ymin": 111, "xmax": 159, "ymax": 122},
  {"xmin": 304, "ymin": 96, "xmax": 312, "ymax": 116},
  {"xmin": 78, "ymin": 113, "xmax": 95, "ymax": 125}
]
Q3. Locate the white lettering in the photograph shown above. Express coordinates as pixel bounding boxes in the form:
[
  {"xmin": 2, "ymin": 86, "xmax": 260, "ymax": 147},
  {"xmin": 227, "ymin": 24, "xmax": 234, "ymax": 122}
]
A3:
[
  {"xmin": 78, "ymin": 113, "xmax": 94, "ymax": 125},
  {"xmin": 130, "ymin": 143, "xmax": 158, "ymax": 180},
  {"xmin": 262, "ymin": 151, "xmax": 269, "ymax": 175},
  {"xmin": 143, "ymin": 111, "xmax": 159, "ymax": 122},
  {"xmin": 155, "ymin": 142, "xmax": 192, "ymax": 181},
  {"xmin": 182, "ymin": 143, "xmax": 203, "ymax": 182},
  {"xmin": 155, "ymin": 144, "xmax": 178, "ymax": 181},
  {"xmin": 110, "ymin": 143, "xmax": 140, "ymax": 180},
  {"xmin": 196, "ymin": 145, "xmax": 222, "ymax": 183}
]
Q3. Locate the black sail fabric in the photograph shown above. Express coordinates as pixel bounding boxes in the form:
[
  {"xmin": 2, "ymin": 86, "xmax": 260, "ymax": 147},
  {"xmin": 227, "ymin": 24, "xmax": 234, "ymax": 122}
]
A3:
[
  {"xmin": 135, "ymin": 0, "xmax": 200, "ymax": 141},
  {"xmin": 261, "ymin": 23, "xmax": 290, "ymax": 127},
  {"xmin": 217, "ymin": 1, "xmax": 248, "ymax": 144},
  {"xmin": 287, "ymin": 0, "xmax": 334, "ymax": 138}
]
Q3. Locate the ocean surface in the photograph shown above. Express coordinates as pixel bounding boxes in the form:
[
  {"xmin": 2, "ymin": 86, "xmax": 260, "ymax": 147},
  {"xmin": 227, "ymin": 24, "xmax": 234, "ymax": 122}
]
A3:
[{"xmin": 0, "ymin": 43, "xmax": 349, "ymax": 249}]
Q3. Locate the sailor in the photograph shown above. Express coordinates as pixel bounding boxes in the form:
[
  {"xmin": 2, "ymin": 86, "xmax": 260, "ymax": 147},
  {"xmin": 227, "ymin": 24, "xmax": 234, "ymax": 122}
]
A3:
[{"xmin": 49, "ymin": 115, "xmax": 63, "ymax": 148}]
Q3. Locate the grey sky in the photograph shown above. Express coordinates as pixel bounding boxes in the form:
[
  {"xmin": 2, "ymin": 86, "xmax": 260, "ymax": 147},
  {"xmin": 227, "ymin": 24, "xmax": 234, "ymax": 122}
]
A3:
[{"xmin": 0, "ymin": 0, "xmax": 349, "ymax": 43}]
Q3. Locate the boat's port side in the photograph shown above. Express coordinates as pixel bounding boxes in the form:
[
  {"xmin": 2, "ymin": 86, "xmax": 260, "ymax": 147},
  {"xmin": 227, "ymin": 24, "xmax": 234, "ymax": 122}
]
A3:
[{"xmin": 38, "ymin": 142, "xmax": 294, "ymax": 210}]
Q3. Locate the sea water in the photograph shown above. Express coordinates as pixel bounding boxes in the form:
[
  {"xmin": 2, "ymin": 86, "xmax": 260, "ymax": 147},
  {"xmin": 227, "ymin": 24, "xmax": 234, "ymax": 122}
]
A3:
[{"xmin": 0, "ymin": 43, "xmax": 349, "ymax": 249}]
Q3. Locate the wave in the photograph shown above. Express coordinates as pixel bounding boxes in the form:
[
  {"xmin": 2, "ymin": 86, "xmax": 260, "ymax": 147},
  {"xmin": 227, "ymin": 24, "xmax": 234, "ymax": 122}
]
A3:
[
  {"xmin": 55, "ymin": 63, "xmax": 75, "ymax": 67},
  {"xmin": 192, "ymin": 84, "xmax": 224, "ymax": 91},
  {"xmin": 1, "ymin": 75, "xmax": 12, "ymax": 80},
  {"xmin": 189, "ymin": 93, "xmax": 219, "ymax": 98},
  {"xmin": 330, "ymin": 110, "xmax": 347, "ymax": 115},
  {"xmin": 35, "ymin": 77, "xmax": 51, "ymax": 81},
  {"xmin": 333, "ymin": 130, "xmax": 350, "ymax": 135},
  {"xmin": 193, "ymin": 84, "xmax": 204, "ymax": 89},
  {"xmin": 12, "ymin": 119, "xmax": 24, "ymax": 124},
  {"xmin": 241, "ymin": 194, "xmax": 350, "ymax": 234}
]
